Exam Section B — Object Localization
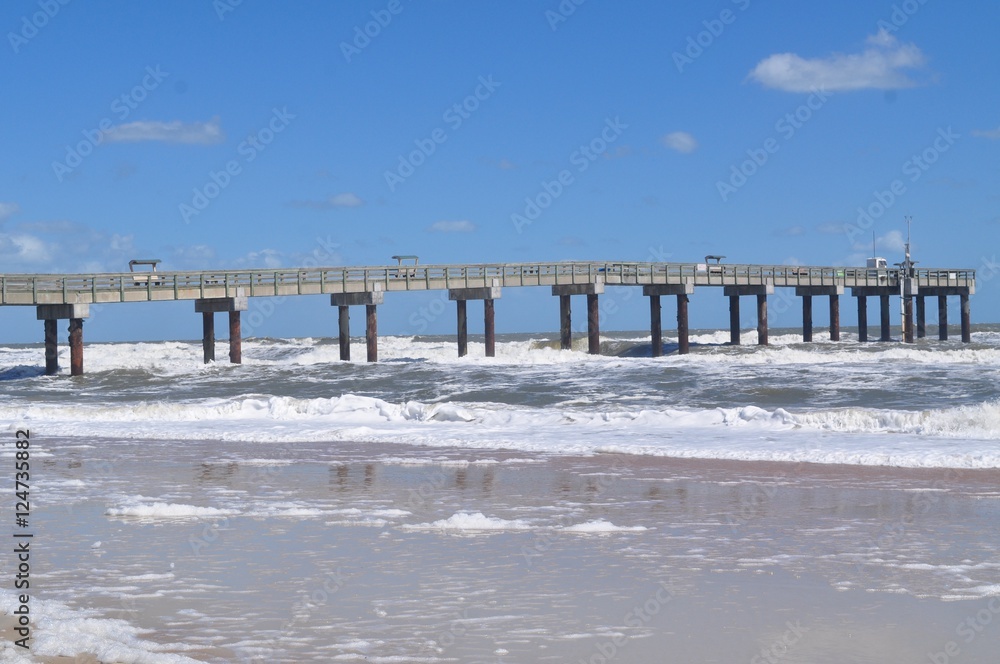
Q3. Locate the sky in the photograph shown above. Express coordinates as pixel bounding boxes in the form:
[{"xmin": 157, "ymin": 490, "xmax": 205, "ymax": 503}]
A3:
[{"xmin": 2, "ymin": 0, "xmax": 999, "ymax": 343}]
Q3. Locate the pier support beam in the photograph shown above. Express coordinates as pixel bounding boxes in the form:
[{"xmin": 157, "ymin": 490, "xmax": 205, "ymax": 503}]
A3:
[
  {"xmin": 802, "ymin": 295, "xmax": 812, "ymax": 342},
  {"xmin": 484, "ymin": 299, "xmax": 496, "ymax": 357},
  {"xmin": 916, "ymin": 296, "xmax": 926, "ymax": 339},
  {"xmin": 644, "ymin": 282, "xmax": 694, "ymax": 356},
  {"xmin": 857, "ymin": 296, "xmax": 868, "ymax": 342},
  {"xmin": 903, "ymin": 296, "xmax": 914, "ymax": 343},
  {"xmin": 195, "ymin": 297, "xmax": 248, "ymax": 364},
  {"xmin": 229, "ymin": 310, "xmax": 242, "ymax": 364},
  {"xmin": 44, "ymin": 319, "xmax": 58, "ymax": 375},
  {"xmin": 552, "ymin": 283, "xmax": 604, "ymax": 353},
  {"xmin": 338, "ymin": 306, "xmax": 350, "ymax": 361},
  {"xmin": 728, "ymin": 296, "xmax": 740, "ymax": 345},
  {"xmin": 796, "ymin": 286, "xmax": 843, "ymax": 343},
  {"xmin": 559, "ymin": 295, "xmax": 571, "ymax": 350},
  {"xmin": 961, "ymin": 293, "xmax": 971, "ymax": 343},
  {"xmin": 449, "ymin": 284, "xmax": 502, "ymax": 358},
  {"xmin": 331, "ymin": 290, "xmax": 385, "ymax": 362},
  {"xmin": 68, "ymin": 318, "xmax": 83, "ymax": 376},
  {"xmin": 725, "ymin": 284, "xmax": 773, "ymax": 347},
  {"xmin": 649, "ymin": 295, "xmax": 661, "ymax": 357},
  {"xmin": 456, "ymin": 300, "xmax": 468, "ymax": 357},
  {"xmin": 880, "ymin": 294, "xmax": 891, "ymax": 341},
  {"xmin": 587, "ymin": 293, "xmax": 600, "ymax": 355},
  {"xmin": 756, "ymin": 294, "xmax": 768, "ymax": 346},
  {"xmin": 366, "ymin": 305, "xmax": 378, "ymax": 362},
  {"xmin": 829, "ymin": 294, "xmax": 840, "ymax": 341},
  {"xmin": 677, "ymin": 294, "xmax": 690, "ymax": 355},
  {"xmin": 938, "ymin": 295, "xmax": 948, "ymax": 340},
  {"xmin": 202, "ymin": 311, "xmax": 215, "ymax": 363},
  {"xmin": 36, "ymin": 304, "xmax": 90, "ymax": 376}
]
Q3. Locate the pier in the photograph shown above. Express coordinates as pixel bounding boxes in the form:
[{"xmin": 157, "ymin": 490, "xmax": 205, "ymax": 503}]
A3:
[{"xmin": 1, "ymin": 261, "xmax": 976, "ymax": 375}]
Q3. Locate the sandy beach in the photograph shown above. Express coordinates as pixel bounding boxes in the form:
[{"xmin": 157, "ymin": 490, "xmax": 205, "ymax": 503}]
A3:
[{"xmin": 4, "ymin": 435, "xmax": 1000, "ymax": 662}]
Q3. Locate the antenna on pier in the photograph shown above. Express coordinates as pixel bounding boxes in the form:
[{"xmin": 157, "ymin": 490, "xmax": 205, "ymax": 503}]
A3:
[{"xmin": 904, "ymin": 215, "xmax": 912, "ymax": 274}]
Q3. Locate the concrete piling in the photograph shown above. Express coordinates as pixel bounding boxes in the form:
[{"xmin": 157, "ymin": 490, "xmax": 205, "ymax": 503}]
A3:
[
  {"xmin": 916, "ymin": 296, "xmax": 926, "ymax": 339},
  {"xmin": 449, "ymin": 284, "xmax": 501, "ymax": 358},
  {"xmin": 802, "ymin": 295, "xmax": 813, "ymax": 342},
  {"xmin": 829, "ymin": 294, "xmax": 840, "ymax": 341},
  {"xmin": 484, "ymin": 299, "xmax": 496, "ymax": 357},
  {"xmin": 961, "ymin": 293, "xmax": 971, "ymax": 343},
  {"xmin": 756, "ymin": 294, "xmax": 768, "ymax": 346},
  {"xmin": 338, "ymin": 306, "xmax": 350, "ymax": 361},
  {"xmin": 880, "ymin": 294, "xmax": 891, "ymax": 341},
  {"xmin": 857, "ymin": 296, "xmax": 868, "ymax": 342},
  {"xmin": 938, "ymin": 295, "xmax": 948, "ymax": 341},
  {"xmin": 649, "ymin": 295, "xmax": 662, "ymax": 357},
  {"xmin": 552, "ymin": 283, "xmax": 603, "ymax": 354},
  {"xmin": 68, "ymin": 318, "xmax": 83, "ymax": 376},
  {"xmin": 456, "ymin": 299, "xmax": 468, "ymax": 357},
  {"xmin": 195, "ymin": 296, "xmax": 247, "ymax": 364},
  {"xmin": 587, "ymin": 293, "xmax": 600, "ymax": 355},
  {"xmin": 366, "ymin": 304, "xmax": 378, "ymax": 362},
  {"xmin": 229, "ymin": 310, "xmax": 242, "ymax": 364},
  {"xmin": 36, "ymin": 304, "xmax": 89, "ymax": 376}
]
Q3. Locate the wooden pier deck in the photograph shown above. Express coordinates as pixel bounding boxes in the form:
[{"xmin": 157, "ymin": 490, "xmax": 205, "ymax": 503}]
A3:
[{"xmin": 1, "ymin": 261, "xmax": 976, "ymax": 375}]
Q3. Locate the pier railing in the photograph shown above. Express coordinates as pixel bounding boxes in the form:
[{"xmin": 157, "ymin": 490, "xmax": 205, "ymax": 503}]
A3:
[{"xmin": 0, "ymin": 262, "xmax": 977, "ymax": 306}]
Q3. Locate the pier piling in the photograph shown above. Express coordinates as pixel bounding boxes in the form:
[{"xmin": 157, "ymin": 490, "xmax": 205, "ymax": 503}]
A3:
[
  {"xmin": 366, "ymin": 305, "xmax": 378, "ymax": 362},
  {"xmin": 880, "ymin": 294, "xmax": 891, "ymax": 341},
  {"xmin": 938, "ymin": 295, "xmax": 948, "ymax": 341},
  {"xmin": 756, "ymin": 294, "xmax": 768, "ymax": 346},
  {"xmin": 36, "ymin": 304, "xmax": 89, "ymax": 376},
  {"xmin": 229, "ymin": 310, "xmax": 242, "ymax": 364},
  {"xmin": 802, "ymin": 295, "xmax": 813, "ymax": 342},
  {"xmin": 552, "ymin": 283, "xmax": 603, "ymax": 354},
  {"xmin": 587, "ymin": 293, "xmax": 600, "ymax": 355},
  {"xmin": 857, "ymin": 296, "xmax": 868, "ymax": 342},
  {"xmin": 961, "ymin": 293, "xmax": 971, "ymax": 343},
  {"xmin": 829, "ymin": 294, "xmax": 840, "ymax": 341},
  {"xmin": 644, "ymin": 283, "xmax": 693, "ymax": 356},
  {"xmin": 728, "ymin": 296, "xmax": 740, "ymax": 345},
  {"xmin": 456, "ymin": 299, "xmax": 468, "ymax": 357},
  {"xmin": 916, "ymin": 296, "xmax": 926, "ymax": 339},
  {"xmin": 43, "ymin": 319, "xmax": 58, "ymax": 375},
  {"xmin": 338, "ymin": 306, "xmax": 350, "ymax": 361},
  {"xmin": 68, "ymin": 318, "xmax": 83, "ymax": 376},
  {"xmin": 649, "ymin": 295, "xmax": 661, "ymax": 357},
  {"xmin": 195, "ymin": 297, "xmax": 248, "ymax": 364},
  {"xmin": 449, "ymin": 284, "xmax": 501, "ymax": 357}
]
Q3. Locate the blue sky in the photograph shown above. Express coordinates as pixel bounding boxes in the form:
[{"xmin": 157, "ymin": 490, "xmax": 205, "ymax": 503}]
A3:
[{"xmin": 2, "ymin": 0, "xmax": 998, "ymax": 342}]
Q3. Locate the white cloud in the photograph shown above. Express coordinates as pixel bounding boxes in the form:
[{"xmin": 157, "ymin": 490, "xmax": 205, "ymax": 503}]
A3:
[
  {"xmin": 427, "ymin": 220, "xmax": 476, "ymax": 233},
  {"xmin": 102, "ymin": 117, "xmax": 225, "ymax": 144},
  {"xmin": 0, "ymin": 233, "xmax": 53, "ymax": 263},
  {"xmin": 0, "ymin": 202, "xmax": 20, "ymax": 223},
  {"xmin": 852, "ymin": 230, "xmax": 906, "ymax": 253},
  {"xmin": 748, "ymin": 30, "xmax": 927, "ymax": 92},
  {"xmin": 661, "ymin": 131, "xmax": 698, "ymax": 154},
  {"xmin": 288, "ymin": 193, "xmax": 365, "ymax": 209},
  {"xmin": 972, "ymin": 126, "xmax": 1000, "ymax": 139},
  {"xmin": 327, "ymin": 193, "xmax": 364, "ymax": 208}
]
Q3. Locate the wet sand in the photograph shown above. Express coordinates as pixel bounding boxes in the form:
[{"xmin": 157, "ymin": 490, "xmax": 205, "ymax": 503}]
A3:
[{"xmin": 4, "ymin": 437, "xmax": 1000, "ymax": 662}]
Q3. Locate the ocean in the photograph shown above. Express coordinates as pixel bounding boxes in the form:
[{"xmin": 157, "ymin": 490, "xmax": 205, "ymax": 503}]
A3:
[{"xmin": 2, "ymin": 326, "xmax": 999, "ymax": 662}]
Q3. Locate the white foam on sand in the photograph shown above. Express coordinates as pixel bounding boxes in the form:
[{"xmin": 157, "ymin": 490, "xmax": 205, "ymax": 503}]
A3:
[
  {"xmin": 0, "ymin": 590, "xmax": 202, "ymax": 663},
  {"xmin": 561, "ymin": 519, "xmax": 648, "ymax": 534},
  {"xmin": 401, "ymin": 512, "xmax": 535, "ymax": 532}
]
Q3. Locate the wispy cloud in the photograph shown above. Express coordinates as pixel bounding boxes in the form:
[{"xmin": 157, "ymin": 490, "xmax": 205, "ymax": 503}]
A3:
[
  {"xmin": 971, "ymin": 126, "xmax": 1000, "ymax": 139},
  {"xmin": 748, "ymin": 30, "xmax": 927, "ymax": 92},
  {"xmin": 288, "ymin": 193, "xmax": 365, "ymax": 209},
  {"xmin": 102, "ymin": 117, "xmax": 225, "ymax": 144},
  {"xmin": 427, "ymin": 220, "xmax": 476, "ymax": 233},
  {"xmin": 0, "ymin": 202, "xmax": 20, "ymax": 223},
  {"xmin": 772, "ymin": 225, "xmax": 805, "ymax": 237},
  {"xmin": 661, "ymin": 131, "xmax": 698, "ymax": 154}
]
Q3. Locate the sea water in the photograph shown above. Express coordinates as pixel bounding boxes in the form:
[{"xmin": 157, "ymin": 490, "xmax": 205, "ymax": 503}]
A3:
[{"xmin": 1, "ymin": 326, "xmax": 998, "ymax": 662}]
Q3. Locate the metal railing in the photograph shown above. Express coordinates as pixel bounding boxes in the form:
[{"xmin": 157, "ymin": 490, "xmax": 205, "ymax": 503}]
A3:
[{"xmin": 0, "ymin": 262, "xmax": 977, "ymax": 305}]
